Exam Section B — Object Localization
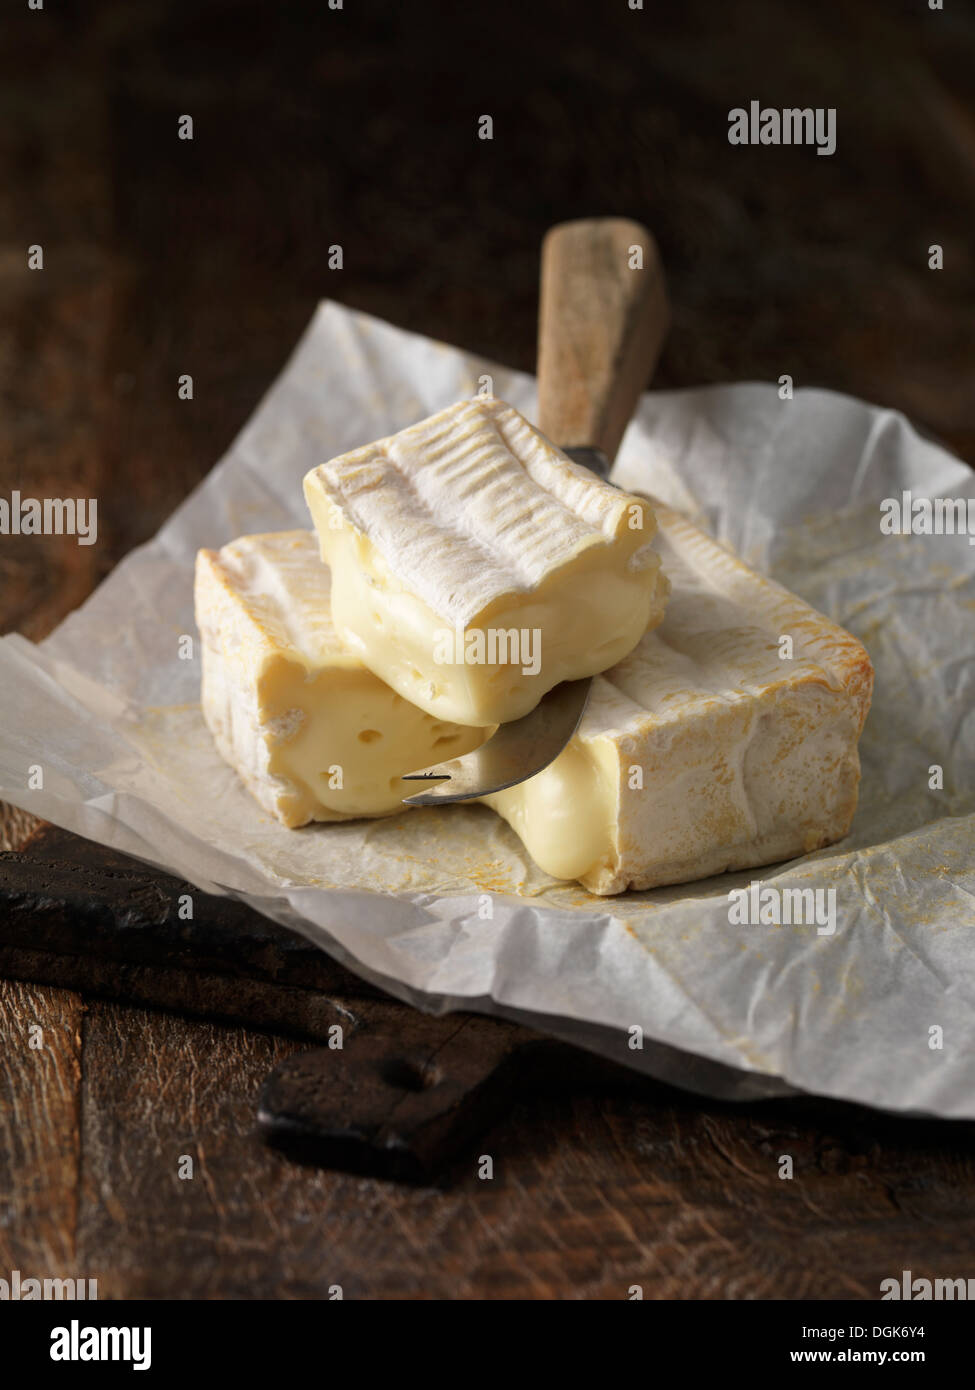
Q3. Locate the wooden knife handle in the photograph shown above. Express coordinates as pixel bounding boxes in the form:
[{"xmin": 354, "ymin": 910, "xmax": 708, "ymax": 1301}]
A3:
[{"xmin": 537, "ymin": 217, "xmax": 669, "ymax": 463}]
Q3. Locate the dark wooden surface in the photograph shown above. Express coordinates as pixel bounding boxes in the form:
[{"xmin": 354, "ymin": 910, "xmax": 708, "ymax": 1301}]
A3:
[
  {"xmin": 1, "ymin": 823, "xmax": 638, "ymax": 1184},
  {"xmin": 2, "ymin": 0, "xmax": 974, "ymax": 1299}
]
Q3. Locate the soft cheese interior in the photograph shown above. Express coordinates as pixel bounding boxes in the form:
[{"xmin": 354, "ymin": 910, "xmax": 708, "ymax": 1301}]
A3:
[
  {"xmin": 303, "ymin": 396, "xmax": 670, "ymax": 727},
  {"xmin": 483, "ymin": 503, "xmax": 874, "ymax": 894},
  {"xmin": 195, "ymin": 532, "xmax": 490, "ymax": 826}
]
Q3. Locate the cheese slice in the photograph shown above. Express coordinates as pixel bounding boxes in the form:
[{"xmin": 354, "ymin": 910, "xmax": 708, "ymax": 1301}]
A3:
[
  {"xmin": 303, "ymin": 396, "xmax": 669, "ymax": 726},
  {"xmin": 195, "ymin": 531, "xmax": 490, "ymax": 826},
  {"xmin": 483, "ymin": 503, "xmax": 874, "ymax": 894}
]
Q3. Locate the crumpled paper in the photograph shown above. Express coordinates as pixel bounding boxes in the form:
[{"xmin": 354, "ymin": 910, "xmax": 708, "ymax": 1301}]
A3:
[{"xmin": 2, "ymin": 301, "xmax": 974, "ymax": 1116}]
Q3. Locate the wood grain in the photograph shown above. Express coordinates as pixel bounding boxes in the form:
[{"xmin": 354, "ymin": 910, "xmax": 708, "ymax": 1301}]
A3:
[
  {"xmin": 0, "ymin": 979, "xmax": 82, "ymax": 1276},
  {"xmin": 76, "ymin": 1001, "xmax": 312, "ymax": 1300},
  {"xmin": 69, "ymin": 1008, "xmax": 975, "ymax": 1299},
  {"xmin": 537, "ymin": 218, "xmax": 669, "ymax": 458},
  {"xmin": 0, "ymin": 804, "xmax": 41, "ymax": 854}
]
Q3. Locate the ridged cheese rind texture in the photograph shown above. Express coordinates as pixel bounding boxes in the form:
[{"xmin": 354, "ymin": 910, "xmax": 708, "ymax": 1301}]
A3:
[
  {"xmin": 304, "ymin": 396, "xmax": 659, "ymax": 626},
  {"xmin": 303, "ymin": 396, "xmax": 669, "ymax": 725},
  {"xmin": 195, "ymin": 531, "xmax": 488, "ymax": 826},
  {"xmin": 199, "ymin": 528, "xmax": 359, "ymax": 672},
  {"xmin": 484, "ymin": 503, "xmax": 874, "ymax": 894}
]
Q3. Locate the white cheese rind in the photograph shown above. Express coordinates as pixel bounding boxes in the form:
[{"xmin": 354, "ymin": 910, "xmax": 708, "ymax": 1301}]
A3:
[
  {"xmin": 303, "ymin": 396, "xmax": 669, "ymax": 726},
  {"xmin": 484, "ymin": 504, "xmax": 874, "ymax": 894},
  {"xmin": 195, "ymin": 531, "xmax": 489, "ymax": 826}
]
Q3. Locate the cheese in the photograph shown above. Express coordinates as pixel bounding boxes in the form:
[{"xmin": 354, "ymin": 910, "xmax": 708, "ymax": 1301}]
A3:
[
  {"xmin": 195, "ymin": 531, "xmax": 489, "ymax": 826},
  {"xmin": 303, "ymin": 396, "xmax": 669, "ymax": 726},
  {"xmin": 484, "ymin": 503, "xmax": 874, "ymax": 894}
]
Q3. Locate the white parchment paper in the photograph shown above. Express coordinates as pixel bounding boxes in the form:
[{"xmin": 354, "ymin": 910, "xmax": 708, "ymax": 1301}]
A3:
[{"xmin": 2, "ymin": 301, "xmax": 974, "ymax": 1116}]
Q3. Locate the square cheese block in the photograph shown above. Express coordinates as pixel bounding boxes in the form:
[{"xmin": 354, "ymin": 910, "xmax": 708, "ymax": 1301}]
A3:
[
  {"xmin": 303, "ymin": 396, "xmax": 669, "ymax": 727},
  {"xmin": 195, "ymin": 531, "xmax": 490, "ymax": 826},
  {"xmin": 483, "ymin": 503, "xmax": 874, "ymax": 894}
]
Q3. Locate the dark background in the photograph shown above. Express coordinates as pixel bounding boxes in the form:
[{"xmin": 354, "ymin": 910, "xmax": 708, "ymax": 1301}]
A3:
[{"xmin": 1, "ymin": 0, "xmax": 974, "ymax": 1299}]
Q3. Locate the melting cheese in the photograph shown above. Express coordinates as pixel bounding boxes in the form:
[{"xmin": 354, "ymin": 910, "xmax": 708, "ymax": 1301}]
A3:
[
  {"xmin": 484, "ymin": 503, "xmax": 874, "ymax": 894},
  {"xmin": 303, "ymin": 396, "xmax": 669, "ymax": 726},
  {"xmin": 195, "ymin": 531, "xmax": 489, "ymax": 825}
]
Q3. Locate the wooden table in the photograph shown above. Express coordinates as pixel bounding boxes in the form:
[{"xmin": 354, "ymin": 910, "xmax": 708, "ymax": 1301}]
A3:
[{"xmin": 2, "ymin": 0, "xmax": 974, "ymax": 1299}]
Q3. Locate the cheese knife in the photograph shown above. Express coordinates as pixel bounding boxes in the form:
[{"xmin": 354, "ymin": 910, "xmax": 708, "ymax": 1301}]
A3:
[{"xmin": 402, "ymin": 216, "xmax": 670, "ymax": 804}]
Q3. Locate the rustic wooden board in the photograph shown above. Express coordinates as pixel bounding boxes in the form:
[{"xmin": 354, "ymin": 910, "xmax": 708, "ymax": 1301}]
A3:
[
  {"xmin": 0, "ymin": 823, "xmax": 383, "ymax": 1024},
  {"xmin": 53, "ymin": 1002, "xmax": 975, "ymax": 1300},
  {"xmin": 0, "ymin": 822, "xmax": 709, "ymax": 1180},
  {"xmin": 0, "ymin": 821, "xmax": 562, "ymax": 1177}
]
